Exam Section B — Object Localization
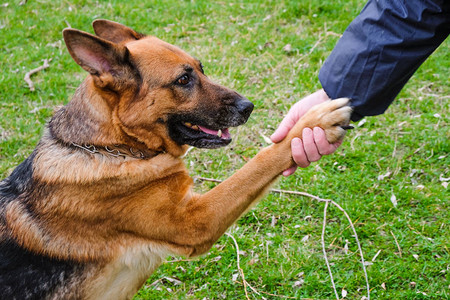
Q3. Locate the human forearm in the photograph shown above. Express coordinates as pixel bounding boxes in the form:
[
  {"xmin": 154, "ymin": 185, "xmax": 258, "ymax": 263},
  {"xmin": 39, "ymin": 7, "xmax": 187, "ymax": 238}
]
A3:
[{"xmin": 319, "ymin": 0, "xmax": 450, "ymax": 121}]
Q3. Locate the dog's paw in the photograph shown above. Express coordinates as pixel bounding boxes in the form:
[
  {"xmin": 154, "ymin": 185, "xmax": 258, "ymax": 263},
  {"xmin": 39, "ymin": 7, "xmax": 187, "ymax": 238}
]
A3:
[{"xmin": 301, "ymin": 98, "xmax": 353, "ymax": 143}]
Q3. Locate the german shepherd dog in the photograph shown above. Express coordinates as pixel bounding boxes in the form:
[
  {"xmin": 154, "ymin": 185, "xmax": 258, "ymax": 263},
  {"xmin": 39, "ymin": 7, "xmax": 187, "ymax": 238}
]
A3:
[{"xmin": 0, "ymin": 20, "xmax": 352, "ymax": 299}]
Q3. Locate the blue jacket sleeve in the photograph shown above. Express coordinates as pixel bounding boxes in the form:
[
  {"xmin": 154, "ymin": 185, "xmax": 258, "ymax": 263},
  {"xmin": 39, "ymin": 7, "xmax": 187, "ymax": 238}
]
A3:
[{"xmin": 318, "ymin": 0, "xmax": 450, "ymax": 121}]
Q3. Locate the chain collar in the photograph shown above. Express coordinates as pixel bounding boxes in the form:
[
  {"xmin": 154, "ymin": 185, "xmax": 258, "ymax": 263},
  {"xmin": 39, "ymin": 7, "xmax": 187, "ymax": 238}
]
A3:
[{"xmin": 71, "ymin": 142, "xmax": 162, "ymax": 159}]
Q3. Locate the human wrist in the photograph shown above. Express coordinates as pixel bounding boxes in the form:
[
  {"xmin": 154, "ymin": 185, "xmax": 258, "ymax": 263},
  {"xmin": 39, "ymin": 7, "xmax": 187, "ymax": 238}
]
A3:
[
  {"xmin": 298, "ymin": 89, "xmax": 330, "ymax": 114},
  {"xmin": 316, "ymin": 89, "xmax": 330, "ymax": 103}
]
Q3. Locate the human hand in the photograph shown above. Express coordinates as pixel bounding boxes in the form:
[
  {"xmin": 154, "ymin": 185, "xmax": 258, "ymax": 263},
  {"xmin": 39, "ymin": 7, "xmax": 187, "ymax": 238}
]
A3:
[{"xmin": 270, "ymin": 89, "xmax": 344, "ymax": 176}]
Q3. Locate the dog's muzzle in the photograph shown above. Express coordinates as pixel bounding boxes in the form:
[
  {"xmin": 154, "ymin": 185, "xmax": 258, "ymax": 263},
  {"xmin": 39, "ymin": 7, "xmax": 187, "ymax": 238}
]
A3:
[
  {"xmin": 167, "ymin": 96, "xmax": 254, "ymax": 149},
  {"xmin": 235, "ymin": 98, "xmax": 254, "ymax": 121}
]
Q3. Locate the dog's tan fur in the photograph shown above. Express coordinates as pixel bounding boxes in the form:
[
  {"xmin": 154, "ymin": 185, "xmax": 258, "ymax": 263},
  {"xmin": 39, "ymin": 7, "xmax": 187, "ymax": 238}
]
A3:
[{"xmin": 0, "ymin": 20, "xmax": 351, "ymax": 299}]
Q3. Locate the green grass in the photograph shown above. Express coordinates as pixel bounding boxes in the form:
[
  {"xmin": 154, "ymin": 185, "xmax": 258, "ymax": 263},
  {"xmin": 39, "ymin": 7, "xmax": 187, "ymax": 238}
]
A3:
[{"xmin": 1, "ymin": 1, "xmax": 449, "ymax": 299}]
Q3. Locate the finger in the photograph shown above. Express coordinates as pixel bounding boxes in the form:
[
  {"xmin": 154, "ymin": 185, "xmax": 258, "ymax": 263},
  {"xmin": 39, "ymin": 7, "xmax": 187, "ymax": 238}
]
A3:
[
  {"xmin": 270, "ymin": 115, "xmax": 297, "ymax": 143},
  {"xmin": 282, "ymin": 166, "xmax": 297, "ymax": 177},
  {"xmin": 302, "ymin": 128, "xmax": 321, "ymax": 162},
  {"xmin": 333, "ymin": 139, "xmax": 343, "ymax": 148},
  {"xmin": 312, "ymin": 127, "xmax": 335, "ymax": 155},
  {"xmin": 271, "ymin": 123, "xmax": 292, "ymax": 143},
  {"xmin": 291, "ymin": 137, "xmax": 310, "ymax": 168},
  {"xmin": 313, "ymin": 127, "xmax": 344, "ymax": 155}
]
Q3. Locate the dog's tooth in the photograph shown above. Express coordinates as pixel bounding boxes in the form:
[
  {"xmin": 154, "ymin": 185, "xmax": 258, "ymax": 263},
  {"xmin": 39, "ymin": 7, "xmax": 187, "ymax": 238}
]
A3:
[
  {"xmin": 185, "ymin": 122, "xmax": 192, "ymax": 127},
  {"xmin": 192, "ymin": 125, "xmax": 199, "ymax": 130},
  {"xmin": 218, "ymin": 129, "xmax": 222, "ymax": 137}
]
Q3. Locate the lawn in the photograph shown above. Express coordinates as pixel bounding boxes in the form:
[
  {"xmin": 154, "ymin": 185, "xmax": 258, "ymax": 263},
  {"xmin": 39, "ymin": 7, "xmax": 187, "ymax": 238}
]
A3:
[{"xmin": 1, "ymin": 0, "xmax": 448, "ymax": 299}]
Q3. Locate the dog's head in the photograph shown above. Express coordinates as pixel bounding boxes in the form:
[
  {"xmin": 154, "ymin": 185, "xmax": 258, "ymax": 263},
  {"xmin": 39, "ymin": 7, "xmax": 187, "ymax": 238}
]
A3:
[{"xmin": 62, "ymin": 20, "xmax": 253, "ymax": 155}]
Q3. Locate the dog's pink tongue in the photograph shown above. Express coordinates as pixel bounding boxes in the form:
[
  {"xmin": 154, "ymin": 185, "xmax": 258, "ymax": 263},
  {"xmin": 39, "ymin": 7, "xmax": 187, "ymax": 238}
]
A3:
[
  {"xmin": 198, "ymin": 126, "xmax": 218, "ymax": 136},
  {"xmin": 198, "ymin": 126, "xmax": 231, "ymax": 139}
]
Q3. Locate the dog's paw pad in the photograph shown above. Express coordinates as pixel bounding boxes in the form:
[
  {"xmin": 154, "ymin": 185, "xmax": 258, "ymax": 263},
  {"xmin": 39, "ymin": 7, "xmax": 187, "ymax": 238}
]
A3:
[{"xmin": 303, "ymin": 98, "xmax": 353, "ymax": 143}]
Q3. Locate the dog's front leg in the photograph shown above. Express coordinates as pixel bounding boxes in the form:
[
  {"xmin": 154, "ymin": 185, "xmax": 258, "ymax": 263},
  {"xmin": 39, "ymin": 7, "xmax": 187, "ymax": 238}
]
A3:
[
  {"xmin": 168, "ymin": 99, "xmax": 352, "ymax": 256},
  {"xmin": 182, "ymin": 144, "xmax": 292, "ymax": 256}
]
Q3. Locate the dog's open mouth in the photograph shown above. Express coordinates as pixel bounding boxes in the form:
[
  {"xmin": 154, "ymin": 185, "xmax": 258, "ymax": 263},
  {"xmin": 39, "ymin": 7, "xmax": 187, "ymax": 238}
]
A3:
[
  {"xmin": 169, "ymin": 118, "xmax": 234, "ymax": 149},
  {"xmin": 167, "ymin": 97, "xmax": 253, "ymax": 149},
  {"xmin": 184, "ymin": 122, "xmax": 231, "ymax": 140}
]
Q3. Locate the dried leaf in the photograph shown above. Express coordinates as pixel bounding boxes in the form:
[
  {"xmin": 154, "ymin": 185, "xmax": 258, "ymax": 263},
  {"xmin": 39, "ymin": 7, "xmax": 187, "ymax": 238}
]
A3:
[
  {"xmin": 398, "ymin": 121, "xmax": 407, "ymax": 128},
  {"xmin": 439, "ymin": 174, "xmax": 450, "ymax": 182},
  {"xmin": 381, "ymin": 282, "xmax": 386, "ymax": 290},
  {"xmin": 378, "ymin": 171, "xmax": 391, "ymax": 181},
  {"xmin": 413, "ymin": 254, "xmax": 419, "ymax": 261},
  {"xmin": 0, "ymin": 126, "xmax": 11, "ymax": 142},
  {"xmin": 265, "ymin": 42, "xmax": 274, "ymax": 48},
  {"xmin": 342, "ymin": 288, "xmax": 348, "ymax": 298},
  {"xmin": 271, "ymin": 215, "xmax": 277, "ymax": 227},
  {"xmin": 416, "ymin": 291, "xmax": 427, "ymax": 296},
  {"xmin": 163, "ymin": 276, "xmax": 182, "ymax": 286},
  {"xmin": 371, "ymin": 249, "xmax": 382, "ymax": 262},
  {"xmin": 390, "ymin": 194, "xmax": 397, "ymax": 207},
  {"xmin": 232, "ymin": 273, "xmax": 239, "ymax": 281},
  {"xmin": 301, "ymin": 235, "xmax": 309, "ymax": 243},
  {"xmin": 293, "ymin": 279, "xmax": 304, "ymax": 288},
  {"xmin": 46, "ymin": 40, "xmax": 62, "ymax": 48},
  {"xmin": 283, "ymin": 43, "xmax": 292, "ymax": 52},
  {"xmin": 357, "ymin": 118, "xmax": 367, "ymax": 127},
  {"xmin": 260, "ymin": 132, "xmax": 273, "ymax": 144},
  {"xmin": 337, "ymin": 165, "xmax": 347, "ymax": 171}
]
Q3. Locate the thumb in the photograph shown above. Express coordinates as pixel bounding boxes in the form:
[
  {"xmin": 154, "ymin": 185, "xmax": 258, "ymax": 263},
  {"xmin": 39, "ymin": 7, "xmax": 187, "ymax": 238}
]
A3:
[
  {"xmin": 270, "ymin": 113, "xmax": 297, "ymax": 143},
  {"xmin": 270, "ymin": 123, "xmax": 291, "ymax": 143}
]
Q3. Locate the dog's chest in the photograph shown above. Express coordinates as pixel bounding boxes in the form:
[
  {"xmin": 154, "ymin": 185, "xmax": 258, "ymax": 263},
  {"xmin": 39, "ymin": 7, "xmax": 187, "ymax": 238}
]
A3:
[{"xmin": 84, "ymin": 244, "xmax": 170, "ymax": 300}]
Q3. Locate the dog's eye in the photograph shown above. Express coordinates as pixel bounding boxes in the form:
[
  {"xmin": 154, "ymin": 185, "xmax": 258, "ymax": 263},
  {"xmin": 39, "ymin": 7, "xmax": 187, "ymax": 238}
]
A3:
[{"xmin": 176, "ymin": 74, "xmax": 190, "ymax": 86}]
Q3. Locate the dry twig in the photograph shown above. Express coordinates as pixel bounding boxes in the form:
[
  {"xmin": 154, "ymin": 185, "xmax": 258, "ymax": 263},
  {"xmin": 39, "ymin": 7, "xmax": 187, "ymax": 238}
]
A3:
[
  {"xmin": 390, "ymin": 230, "xmax": 402, "ymax": 257},
  {"xmin": 321, "ymin": 201, "xmax": 339, "ymax": 300},
  {"xmin": 24, "ymin": 59, "xmax": 50, "ymax": 91},
  {"xmin": 226, "ymin": 232, "xmax": 296, "ymax": 299},
  {"xmin": 196, "ymin": 176, "xmax": 371, "ymax": 299},
  {"xmin": 326, "ymin": 198, "xmax": 371, "ymax": 299},
  {"xmin": 225, "ymin": 232, "xmax": 252, "ymax": 300}
]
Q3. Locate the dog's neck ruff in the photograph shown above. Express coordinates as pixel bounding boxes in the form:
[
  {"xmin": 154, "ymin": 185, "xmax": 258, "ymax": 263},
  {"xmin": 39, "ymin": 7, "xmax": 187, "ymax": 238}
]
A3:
[{"xmin": 71, "ymin": 142, "xmax": 163, "ymax": 160}]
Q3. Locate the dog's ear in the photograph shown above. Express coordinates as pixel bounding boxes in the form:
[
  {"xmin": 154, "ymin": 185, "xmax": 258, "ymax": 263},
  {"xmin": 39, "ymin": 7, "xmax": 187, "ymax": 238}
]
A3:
[
  {"xmin": 63, "ymin": 28, "xmax": 130, "ymax": 85},
  {"xmin": 92, "ymin": 19, "xmax": 144, "ymax": 44}
]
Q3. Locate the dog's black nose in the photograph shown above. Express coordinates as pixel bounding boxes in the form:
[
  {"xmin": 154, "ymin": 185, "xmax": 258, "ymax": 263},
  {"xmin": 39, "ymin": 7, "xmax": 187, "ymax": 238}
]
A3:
[{"xmin": 236, "ymin": 98, "xmax": 254, "ymax": 119}]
